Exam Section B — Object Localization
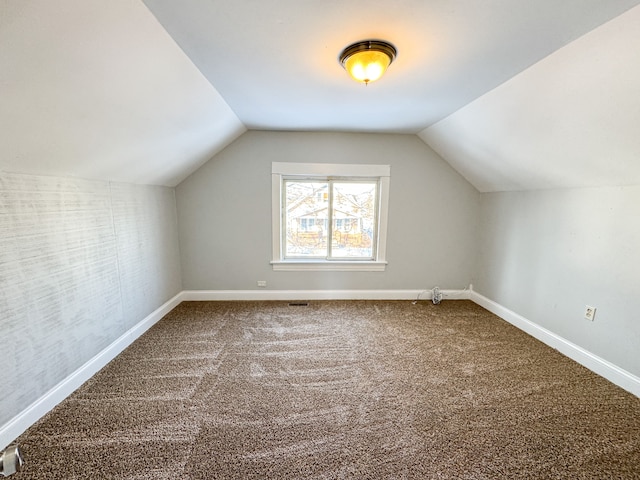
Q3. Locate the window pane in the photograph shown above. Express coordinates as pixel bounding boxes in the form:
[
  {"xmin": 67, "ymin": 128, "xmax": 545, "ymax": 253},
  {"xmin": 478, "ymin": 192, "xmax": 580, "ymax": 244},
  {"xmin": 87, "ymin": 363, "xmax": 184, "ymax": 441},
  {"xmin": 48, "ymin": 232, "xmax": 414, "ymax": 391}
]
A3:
[
  {"xmin": 331, "ymin": 182, "xmax": 377, "ymax": 259},
  {"xmin": 284, "ymin": 181, "xmax": 328, "ymax": 257}
]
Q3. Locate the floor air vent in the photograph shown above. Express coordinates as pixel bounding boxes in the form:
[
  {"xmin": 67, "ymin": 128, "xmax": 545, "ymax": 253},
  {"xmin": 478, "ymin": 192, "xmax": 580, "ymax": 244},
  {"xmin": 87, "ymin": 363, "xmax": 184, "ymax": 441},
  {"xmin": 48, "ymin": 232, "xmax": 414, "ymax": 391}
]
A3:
[{"xmin": 288, "ymin": 302, "xmax": 309, "ymax": 307}]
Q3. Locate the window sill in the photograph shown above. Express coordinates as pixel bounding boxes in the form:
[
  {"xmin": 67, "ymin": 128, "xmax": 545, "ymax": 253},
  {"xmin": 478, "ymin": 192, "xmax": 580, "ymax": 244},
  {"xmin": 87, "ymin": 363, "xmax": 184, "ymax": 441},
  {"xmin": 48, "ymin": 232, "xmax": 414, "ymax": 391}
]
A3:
[{"xmin": 271, "ymin": 260, "xmax": 387, "ymax": 272}]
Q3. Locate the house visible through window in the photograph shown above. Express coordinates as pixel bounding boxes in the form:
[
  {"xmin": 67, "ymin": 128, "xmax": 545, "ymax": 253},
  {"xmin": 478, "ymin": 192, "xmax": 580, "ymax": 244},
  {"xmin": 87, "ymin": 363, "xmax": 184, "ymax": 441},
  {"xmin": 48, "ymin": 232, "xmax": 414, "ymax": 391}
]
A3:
[
  {"xmin": 272, "ymin": 163, "xmax": 390, "ymax": 271},
  {"xmin": 284, "ymin": 179, "xmax": 377, "ymax": 259}
]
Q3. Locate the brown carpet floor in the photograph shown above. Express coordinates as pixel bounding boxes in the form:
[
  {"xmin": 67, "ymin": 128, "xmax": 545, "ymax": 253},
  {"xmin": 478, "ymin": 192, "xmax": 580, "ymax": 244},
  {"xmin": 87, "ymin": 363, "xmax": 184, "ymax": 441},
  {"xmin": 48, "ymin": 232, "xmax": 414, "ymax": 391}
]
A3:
[{"xmin": 13, "ymin": 300, "xmax": 640, "ymax": 479}]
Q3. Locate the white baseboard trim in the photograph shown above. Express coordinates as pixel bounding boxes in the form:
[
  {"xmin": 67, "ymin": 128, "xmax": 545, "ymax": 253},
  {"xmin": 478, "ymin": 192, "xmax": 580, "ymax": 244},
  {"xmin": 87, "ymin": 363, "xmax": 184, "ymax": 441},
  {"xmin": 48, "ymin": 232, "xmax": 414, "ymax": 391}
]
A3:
[
  {"xmin": 0, "ymin": 292, "xmax": 183, "ymax": 450},
  {"xmin": 181, "ymin": 289, "xmax": 469, "ymax": 301},
  {"xmin": 469, "ymin": 290, "xmax": 640, "ymax": 398},
  {"xmin": 0, "ymin": 288, "xmax": 467, "ymax": 449},
  {"xmin": 7, "ymin": 287, "xmax": 634, "ymax": 450}
]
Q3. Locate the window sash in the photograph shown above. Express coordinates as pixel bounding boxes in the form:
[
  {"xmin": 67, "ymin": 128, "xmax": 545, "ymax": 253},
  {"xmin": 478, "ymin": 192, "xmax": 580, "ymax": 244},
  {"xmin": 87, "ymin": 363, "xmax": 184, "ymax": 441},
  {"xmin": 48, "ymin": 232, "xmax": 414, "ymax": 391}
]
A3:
[
  {"xmin": 282, "ymin": 177, "xmax": 379, "ymax": 261},
  {"xmin": 271, "ymin": 163, "xmax": 390, "ymax": 271}
]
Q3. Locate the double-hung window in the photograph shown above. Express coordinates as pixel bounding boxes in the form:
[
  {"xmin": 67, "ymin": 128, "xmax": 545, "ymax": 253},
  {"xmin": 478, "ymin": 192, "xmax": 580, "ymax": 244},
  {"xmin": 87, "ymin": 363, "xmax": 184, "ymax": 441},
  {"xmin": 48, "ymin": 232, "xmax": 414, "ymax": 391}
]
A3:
[{"xmin": 272, "ymin": 163, "xmax": 390, "ymax": 271}]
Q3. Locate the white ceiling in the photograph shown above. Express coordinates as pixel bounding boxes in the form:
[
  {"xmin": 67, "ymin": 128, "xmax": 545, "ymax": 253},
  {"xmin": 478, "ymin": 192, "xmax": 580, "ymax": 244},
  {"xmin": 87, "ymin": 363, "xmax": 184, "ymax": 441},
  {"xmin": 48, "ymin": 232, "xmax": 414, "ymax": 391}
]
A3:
[
  {"xmin": 420, "ymin": 4, "xmax": 640, "ymax": 192},
  {"xmin": 142, "ymin": 0, "xmax": 639, "ymax": 133},
  {"xmin": 1, "ymin": 0, "xmax": 639, "ymax": 189},
  {"xmin": 0, "ymin": 0, "xmax": 244, "ymax": 186}
]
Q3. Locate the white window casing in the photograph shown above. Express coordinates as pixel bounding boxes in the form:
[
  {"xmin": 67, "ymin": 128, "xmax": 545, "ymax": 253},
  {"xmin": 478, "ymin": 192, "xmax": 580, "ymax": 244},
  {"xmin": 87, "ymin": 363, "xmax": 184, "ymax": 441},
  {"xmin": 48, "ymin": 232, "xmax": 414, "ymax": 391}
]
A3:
[{"xmin": 271, "ymin": 162, "xmax": 390, "ymax": 271}]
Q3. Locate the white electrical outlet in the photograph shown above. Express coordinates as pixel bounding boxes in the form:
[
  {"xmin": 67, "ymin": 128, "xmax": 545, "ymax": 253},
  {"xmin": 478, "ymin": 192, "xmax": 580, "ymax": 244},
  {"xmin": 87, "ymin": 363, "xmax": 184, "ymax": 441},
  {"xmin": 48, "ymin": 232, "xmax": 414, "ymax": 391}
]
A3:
[
  {"xmin": 257, "ymin": 280, "xmax": 267, "ymax": 288},
  {"xmin": 584, "ymin": 305, "xmax": 596, "ymax": 321}
]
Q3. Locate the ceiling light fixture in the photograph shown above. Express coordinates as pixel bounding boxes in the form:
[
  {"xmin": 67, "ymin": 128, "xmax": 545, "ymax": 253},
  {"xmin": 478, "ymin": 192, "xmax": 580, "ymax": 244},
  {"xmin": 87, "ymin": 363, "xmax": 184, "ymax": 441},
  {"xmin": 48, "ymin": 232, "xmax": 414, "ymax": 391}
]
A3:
[{"xmin": 339, "ymin": 40, "xmax": 397, "ymax": 85}]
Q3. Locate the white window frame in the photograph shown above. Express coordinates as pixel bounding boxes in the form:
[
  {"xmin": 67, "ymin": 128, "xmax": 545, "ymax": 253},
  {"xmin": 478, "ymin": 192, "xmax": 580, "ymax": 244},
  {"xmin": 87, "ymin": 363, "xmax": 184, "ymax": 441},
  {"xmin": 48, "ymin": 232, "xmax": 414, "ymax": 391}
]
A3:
[{"xmin": 271, "ymin": 162, "xmax": 390, "ymax": 271}]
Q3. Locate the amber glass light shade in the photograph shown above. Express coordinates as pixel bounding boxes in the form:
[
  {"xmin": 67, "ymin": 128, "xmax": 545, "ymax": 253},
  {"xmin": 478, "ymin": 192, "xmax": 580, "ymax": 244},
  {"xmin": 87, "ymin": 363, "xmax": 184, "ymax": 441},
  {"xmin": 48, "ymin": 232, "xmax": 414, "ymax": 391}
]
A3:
[{"xmin": 340, "ymin": 40, "xmax": 397, "ymax": 84}]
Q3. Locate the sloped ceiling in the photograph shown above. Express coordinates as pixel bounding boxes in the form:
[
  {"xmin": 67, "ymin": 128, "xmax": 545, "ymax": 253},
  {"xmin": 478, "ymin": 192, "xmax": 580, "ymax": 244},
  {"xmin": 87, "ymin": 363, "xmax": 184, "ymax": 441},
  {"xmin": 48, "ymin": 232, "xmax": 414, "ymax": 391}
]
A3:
[
  {"xmin": 142, "ymin": 0, "xmax": 639, "ymax": 134},
  {"xmin": 1, "ymin": 1, "xmax": 639, "ymax": 188},
  {"xmin": 419, "ymin": 4, "xmax": 640, "ymax": 192},
  {"xmin": 0, "ymin": 0, "xmax": 245, "ymax": 187}
]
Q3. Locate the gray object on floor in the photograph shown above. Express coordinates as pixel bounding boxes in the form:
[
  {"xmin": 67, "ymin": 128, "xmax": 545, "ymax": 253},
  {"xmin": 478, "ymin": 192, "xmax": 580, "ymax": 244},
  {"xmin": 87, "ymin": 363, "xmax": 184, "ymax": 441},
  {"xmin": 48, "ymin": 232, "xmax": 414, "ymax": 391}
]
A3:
[{"xmin": 0, "ymin": 445, "xmax": 24, "ymax": 477}]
